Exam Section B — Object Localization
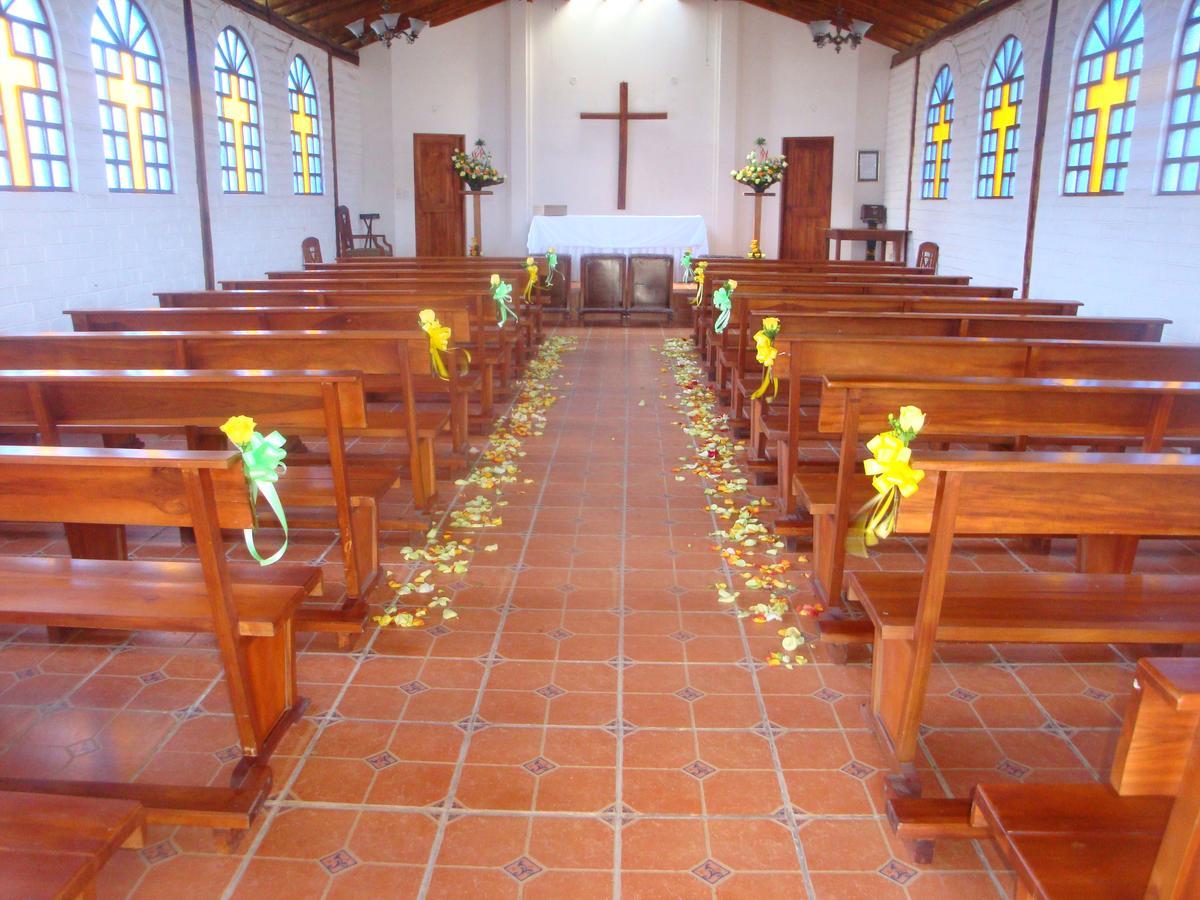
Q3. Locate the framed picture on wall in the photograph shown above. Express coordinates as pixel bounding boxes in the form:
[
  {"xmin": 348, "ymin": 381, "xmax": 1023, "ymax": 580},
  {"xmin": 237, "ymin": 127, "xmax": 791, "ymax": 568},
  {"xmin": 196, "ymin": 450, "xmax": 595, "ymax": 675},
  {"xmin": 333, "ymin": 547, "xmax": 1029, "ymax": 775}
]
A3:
[{"xmin": 857, "ymin": 150, "xmax": 879, "ymax": 183}]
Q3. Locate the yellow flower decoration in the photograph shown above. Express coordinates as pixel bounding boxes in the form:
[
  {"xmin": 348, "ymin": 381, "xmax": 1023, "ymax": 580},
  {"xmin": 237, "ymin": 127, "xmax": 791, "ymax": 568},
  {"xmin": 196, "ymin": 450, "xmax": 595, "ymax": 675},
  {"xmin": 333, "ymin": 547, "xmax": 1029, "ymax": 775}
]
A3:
[
  {"xmin": 863, "ymin": 433, "xmax": 925, "ymax": 498},
  {"xmin": 220, "ymin": 415, "xmax": 256, "ymax": 447},
  {"xmin": 490, "ymin": 273, "xmax": 500, "ymax": 287}
]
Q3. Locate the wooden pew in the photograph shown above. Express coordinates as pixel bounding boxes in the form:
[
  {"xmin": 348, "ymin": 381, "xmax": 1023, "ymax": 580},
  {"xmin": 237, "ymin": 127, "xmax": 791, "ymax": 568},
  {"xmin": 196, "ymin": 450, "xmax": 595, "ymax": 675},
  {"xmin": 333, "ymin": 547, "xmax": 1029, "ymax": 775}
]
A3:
[
  {"xmin": 693, "ymin": 292, "xmax": 1081, "ymax": 353},
  {"xmin": 0, "ymin": 445, "xmax": 313, "ymax": 843},
  {"xmin": 804, "ymin": 376, "xmax": 1200, "ymax": 630},
  {"xmin": 0, "ymin": 370, "xmax": 384, "ymax": 638},
  {"xmin": 847, "ymin": 450, "xmax": 1200, "ymax": 797},
  {"xmin": 0, "ymin": 331, "xmax": 454, "ymax": 510},
  {"xmin": 68, "ymin": 303, "xmax": 499, "ymax": 431},
  {"xmin": 720, "ymin": 310, "xmax": 1169, "ymax": 422},
  {"xmin": 763, "ymin": 335, "xmax": 1200, "ymax": 514},
  {"xmin": 0, "ymin": 791, "xmax": 144, "ymax": 899},
  {"xmin": 891, "ymin": 657, "xmax": 1200, "ymax": 895}
]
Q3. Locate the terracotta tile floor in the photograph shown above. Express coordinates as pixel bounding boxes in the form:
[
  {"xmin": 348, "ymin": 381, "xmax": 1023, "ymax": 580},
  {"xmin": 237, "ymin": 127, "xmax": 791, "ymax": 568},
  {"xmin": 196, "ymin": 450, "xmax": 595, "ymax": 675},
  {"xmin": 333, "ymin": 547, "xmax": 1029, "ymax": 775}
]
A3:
[{"xmin": 0, "ymin": 326, "xmax": 1187, "ymax": 898}]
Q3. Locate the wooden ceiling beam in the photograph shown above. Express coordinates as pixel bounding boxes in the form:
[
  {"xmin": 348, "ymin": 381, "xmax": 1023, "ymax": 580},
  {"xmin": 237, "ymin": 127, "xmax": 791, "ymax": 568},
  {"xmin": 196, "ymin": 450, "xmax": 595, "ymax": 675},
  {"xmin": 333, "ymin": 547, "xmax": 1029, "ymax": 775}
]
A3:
[
  {"xmin": 219, "ymin": 0, "xmax": 359, "ymax": 63},
  {"xmin": 744, "ymin": 0, "xmax": 928, "ymax": 49},
  {"xmin": 294, "ymin": 0, "xmax": 383, "ymax": 29},
  {"xmin": 892, "ymin": 0, "xmax": 1025, "ymax": 66}
]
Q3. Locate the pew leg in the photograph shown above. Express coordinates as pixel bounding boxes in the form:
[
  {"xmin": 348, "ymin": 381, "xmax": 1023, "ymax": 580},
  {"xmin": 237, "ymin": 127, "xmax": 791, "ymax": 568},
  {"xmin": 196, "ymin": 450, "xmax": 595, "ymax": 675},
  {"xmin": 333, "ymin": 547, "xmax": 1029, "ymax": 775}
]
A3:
[
  {"xmin": 349, "ymin": 497, "xmax": 379, "ymax": 600},
  {"xmin": 869, "ymin": 633, "xmax": 926, "ymax": 798},
  {"xmin": 418, "ymin": 438, "xmax": 438, "ymax": 510},
  {"xmin": 480, "ymin": 364, "xmax": 496, "ymax": 419},
  {"xmin": 812, "ymin": 513, "xmax": 837, "ymax": 603},
  {"xmin": 1077, "ymin": 534, "xmax": 1140, "ymax": 573},
  {"xmin": 234, "ymin": 621, "xmax": 301, "ymax": 762}
]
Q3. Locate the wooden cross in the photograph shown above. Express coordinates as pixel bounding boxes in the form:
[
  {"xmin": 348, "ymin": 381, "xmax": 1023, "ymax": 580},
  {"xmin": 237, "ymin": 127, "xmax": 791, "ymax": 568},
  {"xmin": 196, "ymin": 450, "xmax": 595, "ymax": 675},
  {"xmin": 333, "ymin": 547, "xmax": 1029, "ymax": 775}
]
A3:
[{"xmin": 580, "ymin": 81, "xmax": 667, "ymax": 210}]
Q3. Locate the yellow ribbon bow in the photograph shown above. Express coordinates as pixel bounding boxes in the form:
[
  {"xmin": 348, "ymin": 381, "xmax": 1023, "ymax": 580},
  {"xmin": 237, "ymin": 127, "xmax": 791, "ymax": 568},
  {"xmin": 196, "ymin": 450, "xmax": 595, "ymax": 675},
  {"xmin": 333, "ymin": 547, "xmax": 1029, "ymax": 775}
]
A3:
[
  {"xmin": 846, "ymin": 407, "xmax": 926, "ymax": 556},
  {"xmin": 522, "ymin": 257, "xmax": 539, "ymax": 302},
  {"xmin": 418, "ymin": 308, "xmax": 470, "ymax": 380},
  {"xmin": 750, "ymin": 317, "xmax": 781, "ymax": 400},
  {"xmin": 692, "ymin": 261, "xmax": 708, "ymax": 306}
]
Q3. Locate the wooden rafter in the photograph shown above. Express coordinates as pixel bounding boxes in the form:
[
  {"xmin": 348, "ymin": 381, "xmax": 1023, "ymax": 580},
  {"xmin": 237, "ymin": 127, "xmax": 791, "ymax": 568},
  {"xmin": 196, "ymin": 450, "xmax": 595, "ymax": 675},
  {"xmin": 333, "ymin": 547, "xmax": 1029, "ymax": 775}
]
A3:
[{"xmin": 216, "ymin": 0, "xmax": 995, "ymax": 68}]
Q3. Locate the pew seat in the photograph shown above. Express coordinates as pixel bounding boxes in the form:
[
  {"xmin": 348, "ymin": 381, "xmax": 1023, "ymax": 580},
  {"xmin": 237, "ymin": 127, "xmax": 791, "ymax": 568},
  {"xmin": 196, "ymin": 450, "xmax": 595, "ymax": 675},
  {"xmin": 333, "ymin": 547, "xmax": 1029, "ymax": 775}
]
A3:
[
  {"xmin": 849, "ymin": 571, "xmax": 1200, "ymax": 644},
  {"xmin": 0, "ymin": 557, "xmax": 319, "ymax": 637},
  {"xmin": 0, "ymin": 791, "xmax": 145, "ymax": 900}
]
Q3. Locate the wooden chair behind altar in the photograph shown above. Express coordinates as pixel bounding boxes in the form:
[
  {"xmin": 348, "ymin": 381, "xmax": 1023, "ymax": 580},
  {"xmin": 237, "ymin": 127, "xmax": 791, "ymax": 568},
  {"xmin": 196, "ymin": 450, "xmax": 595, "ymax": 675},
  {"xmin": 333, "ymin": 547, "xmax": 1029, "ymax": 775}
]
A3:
[
  {"xmin": 335, "ymin": 206, "xmax": 393, "ymax": 257},
  {"xmin": 627, "ymin": 255, "xmax": 673, "ymax": 321},
  {"xmin": 916, "ymin": 241, "xmax": 939, "ymax": 272},
  {"xmin": 542, "ymin": 253, "xmax": 572, "ymax": 317},
  {"xmin": 579, "ymin": 254, "xmax": 626, "ymax": 321},
  {"xmin": 301, "ymin": 236, "xmax": 322, "ymax": 264}
]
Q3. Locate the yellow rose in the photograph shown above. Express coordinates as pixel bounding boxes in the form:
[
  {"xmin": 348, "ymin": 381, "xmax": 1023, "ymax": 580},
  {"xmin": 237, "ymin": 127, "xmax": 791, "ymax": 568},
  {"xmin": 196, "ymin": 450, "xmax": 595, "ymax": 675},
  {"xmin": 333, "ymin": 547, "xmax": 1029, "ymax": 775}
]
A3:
[
  {"xmin": 896, "ymin": 405, "xmax": 926, "ymax": 435},
  {"xmin": 762, "ymin": 316, "xmax": 780, "ymax": 333},
  {"xmin": 728, "ymin": 279, "xmax": 738, "ymax": 290},
  {"xmin": 418, "ymin": 308, "xmax": 438, "ymax": 326},
  {"xmin": 490, "ymin": 274, "xmax": 500, "ymax": 287},
  {"xmin": 221, "ymin": 415, "xmax": 256, "ymax": 447},
  {"xmin": 525, "ymin": 256, "xmax": 534, "ymax": 266}
]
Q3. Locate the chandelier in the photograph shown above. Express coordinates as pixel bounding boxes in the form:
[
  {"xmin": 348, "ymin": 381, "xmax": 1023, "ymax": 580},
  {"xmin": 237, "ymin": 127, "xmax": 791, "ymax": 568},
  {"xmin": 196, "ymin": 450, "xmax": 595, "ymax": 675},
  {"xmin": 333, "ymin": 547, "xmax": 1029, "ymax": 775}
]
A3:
[
  {"xmin": 808, "ymin": 7, "xmax": 872, "ymax": 52},
  {"xmin": 346, "ymin": 2, "xmax": 428, "ymax": 48}
]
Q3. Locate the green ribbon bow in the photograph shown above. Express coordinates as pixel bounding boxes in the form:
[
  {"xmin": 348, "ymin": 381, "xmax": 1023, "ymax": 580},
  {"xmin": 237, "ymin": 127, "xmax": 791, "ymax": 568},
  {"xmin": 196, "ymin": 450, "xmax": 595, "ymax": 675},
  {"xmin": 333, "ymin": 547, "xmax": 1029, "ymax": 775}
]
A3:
[
  {"xmin": 238, "ymin": 430, "xmax": 289, "ymax": 566},
  {"xmin": 712, "ymin": 286, "xmax": 733, "ymax": 334},
  {"xmin": 544, "ymin": 250, "xmax": 559, "ymax": 287},
  {"xmin": 493, "ymin": 279, "xmax": 519, "ymax": 328},
  {"xmin": 681, "ymin": 250, "xmax": 693, "ymax": 283}
]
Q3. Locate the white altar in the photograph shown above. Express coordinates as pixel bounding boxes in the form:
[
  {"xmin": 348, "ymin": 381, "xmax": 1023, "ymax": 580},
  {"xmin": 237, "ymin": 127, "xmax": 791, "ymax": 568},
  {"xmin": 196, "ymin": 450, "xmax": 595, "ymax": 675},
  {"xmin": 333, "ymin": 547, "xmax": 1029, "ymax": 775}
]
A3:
[{"xmin": 526, "ymin": 215, "xmax": 709, "ymax": 278}]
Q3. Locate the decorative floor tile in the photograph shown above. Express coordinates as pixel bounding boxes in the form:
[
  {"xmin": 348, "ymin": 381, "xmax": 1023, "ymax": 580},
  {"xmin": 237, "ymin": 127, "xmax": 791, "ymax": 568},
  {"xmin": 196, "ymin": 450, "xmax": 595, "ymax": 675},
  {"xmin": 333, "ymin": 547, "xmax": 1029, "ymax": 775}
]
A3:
[
  {"xmin": 691, "ymin": 859, "xmax": 732, "ymax": 885},
  {"xmin": 139, "ymin": 670, "xmax": 167, "ymax": 684},
  {"xmin": 668, "ymin": 630, "xmax": 696, "ymax": 643},
  {"xmin": 365, "ymin": 750, "xmax": 399, "ymax": 770},
  {"xmin": 140, "ymin": 841, "xmax": 178, "ymax": 865},
  {"xmin": 319, "ymin": 849, "xmax": 359, "ymax": 875},
  {"xmin": 879, "ymin": 859, "xmax": 919, "ymax": 884},
  {"xmin": 682, "ymin": 759, "xmax": 716, "ymax": 780},
  {"xmin": 675, "ymin": 686, "xmax": 704, "ymax": 701},
  {"xmin": 840, "ymin": 760, "xmax": 876, "ymax": 780},
  {"xmin": 400, "ymin": 680, "xmax": 430, "ymax": 695},
  {"xmin": 523, "ymin": 756, "xmax": 557, "ymax": 775},
  {"xmin": 66, "ymin": 737, "xmax": 99, "ymax": 757},
  {"xmin": 812, "ymin": 687, "xmax": 843, "ymax": 703},
  {"xmin": 997, "ymin": 758, "xmax": 1032, "ymax": 779},
  {"xmin": 535, "ymin": 684, "xmax": 566, "ymax": 699},
  {"xmin": 547, "ymin": 628, "xmax": 573, "ymax": 640},
  {"xmin": 949, "ymin": 687, "xmax": 979, "ymax": 702},
  {"xmin": 503, "ymin": 856, "xmax": 544, "ymax": 882},
  {"xmin": 214, "ymin": 744, "xmax": 242, "ymax": 763}
]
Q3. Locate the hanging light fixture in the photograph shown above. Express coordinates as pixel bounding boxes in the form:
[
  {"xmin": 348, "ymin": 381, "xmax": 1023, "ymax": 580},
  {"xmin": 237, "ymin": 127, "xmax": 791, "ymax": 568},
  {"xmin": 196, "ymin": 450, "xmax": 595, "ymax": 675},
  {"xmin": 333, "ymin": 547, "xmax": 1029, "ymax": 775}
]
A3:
[
  {"xmin": 808, "ymin": 7, "xmax": 872, "ymax": 53},
  {"xmin": 346, "ymin": 2, "xmax": 428, "ymax": 48}
]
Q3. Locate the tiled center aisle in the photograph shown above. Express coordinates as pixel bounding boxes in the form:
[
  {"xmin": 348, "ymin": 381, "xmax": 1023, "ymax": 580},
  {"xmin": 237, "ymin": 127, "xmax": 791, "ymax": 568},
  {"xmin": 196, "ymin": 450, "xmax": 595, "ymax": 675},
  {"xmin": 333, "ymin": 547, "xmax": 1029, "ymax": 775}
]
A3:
[{"xmin": 65, "ymin": 324, "xmax": 1111, "ymax": 898}]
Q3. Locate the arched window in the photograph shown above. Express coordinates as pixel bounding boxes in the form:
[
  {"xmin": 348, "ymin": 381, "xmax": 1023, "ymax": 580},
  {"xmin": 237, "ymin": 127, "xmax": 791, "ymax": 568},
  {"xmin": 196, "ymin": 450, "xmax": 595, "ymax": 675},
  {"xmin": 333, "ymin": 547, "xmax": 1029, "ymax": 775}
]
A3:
[
  {"xmin": 213, "ymin": 27, "xmax": 263, "ymax": 193},
  {"xmin": 1064, "ymin": 0, "xmax": 1143, "ymax": 195},
  {"xmin": 0, "ymin": 0, "xmax": 70, "ymax": 190},
  {"xmin": 921, "ymin": 65, "xmax": 954, "ymax": 199},
  {"xmin": 91, "ymin": 0, "xmax": 171, "ymax": 192},
  {"xmin": 1162, "ymin": 0, "xmax": 1200, "ymax": 194},
  {"xmin": 977, "ymin": 36, "xmax": 1024, "ymax": 199},
  {"xmin": 288, "ymin": 55, "xmax": 321, "ymax": 195}
]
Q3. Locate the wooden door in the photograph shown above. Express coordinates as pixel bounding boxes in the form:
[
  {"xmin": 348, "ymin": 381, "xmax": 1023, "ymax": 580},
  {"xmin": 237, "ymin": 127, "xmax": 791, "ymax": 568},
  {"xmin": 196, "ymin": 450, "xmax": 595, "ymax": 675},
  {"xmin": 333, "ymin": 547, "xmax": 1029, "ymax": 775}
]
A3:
[
  {"xmin": 779, "ymin": 137, "xmax": 834, "ymax": 261},
  {"xmin": 413, "ymin": 133, "xmax": 466, "ymax": 256}
]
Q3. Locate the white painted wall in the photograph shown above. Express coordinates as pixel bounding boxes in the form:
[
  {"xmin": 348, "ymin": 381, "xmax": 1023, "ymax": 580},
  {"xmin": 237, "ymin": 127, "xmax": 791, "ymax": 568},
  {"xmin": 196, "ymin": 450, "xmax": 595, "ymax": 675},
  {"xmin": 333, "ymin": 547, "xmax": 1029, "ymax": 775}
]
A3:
[
  {"xmin": 0, "ymin": 0, "xmax": 361, "ymax": 332},
  {"xmin": 366, "ymin": 0, "xmax": 894, "ymax": 257},
  {"xmin": 886, "ymin": 0, "xmax": 1200, "ymax": 341}
]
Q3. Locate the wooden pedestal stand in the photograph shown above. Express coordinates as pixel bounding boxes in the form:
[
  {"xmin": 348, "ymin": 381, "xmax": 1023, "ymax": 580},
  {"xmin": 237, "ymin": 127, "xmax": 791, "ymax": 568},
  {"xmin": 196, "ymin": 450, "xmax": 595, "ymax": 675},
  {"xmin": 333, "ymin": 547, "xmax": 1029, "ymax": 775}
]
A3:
[
  {"xmin": 744, "ymin": 191, "xmax": 776, "ymax": 253},
  {"xmin": 462, "ymin": 189, "xmax": 493, "ymax": 255}
]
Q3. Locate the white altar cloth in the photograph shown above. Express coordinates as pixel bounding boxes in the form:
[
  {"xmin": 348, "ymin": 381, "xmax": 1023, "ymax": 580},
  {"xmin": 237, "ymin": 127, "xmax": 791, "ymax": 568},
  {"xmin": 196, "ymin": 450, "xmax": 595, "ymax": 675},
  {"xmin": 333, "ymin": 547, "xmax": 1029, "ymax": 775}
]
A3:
[{"xmin": 526, "ymin": 215, "xmax": 709, "ymax": 276}]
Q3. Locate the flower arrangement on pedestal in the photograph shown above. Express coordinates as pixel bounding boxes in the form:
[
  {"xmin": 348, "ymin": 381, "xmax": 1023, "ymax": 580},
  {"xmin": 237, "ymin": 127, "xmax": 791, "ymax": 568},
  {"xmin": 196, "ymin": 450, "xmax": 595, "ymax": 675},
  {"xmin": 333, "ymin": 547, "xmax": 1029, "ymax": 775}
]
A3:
[
  {"xmin": 731, "ymin": 137, "xmax": 787, "ymax": 193},
  {"xmin": 452, "ymin": 139, "xmax": 506, "ymax": 191},
  {"xmin": 746, "ymin": 238, "xmax": 764, "ymax": 259}
]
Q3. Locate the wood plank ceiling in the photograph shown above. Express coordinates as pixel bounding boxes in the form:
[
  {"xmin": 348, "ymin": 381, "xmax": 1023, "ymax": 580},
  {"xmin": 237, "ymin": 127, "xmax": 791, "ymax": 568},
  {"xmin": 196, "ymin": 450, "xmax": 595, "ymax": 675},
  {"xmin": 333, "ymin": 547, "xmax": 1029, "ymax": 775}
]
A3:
[{"xmin": 238, "ymin": 0, "xmax": 985, "ymax": 59}]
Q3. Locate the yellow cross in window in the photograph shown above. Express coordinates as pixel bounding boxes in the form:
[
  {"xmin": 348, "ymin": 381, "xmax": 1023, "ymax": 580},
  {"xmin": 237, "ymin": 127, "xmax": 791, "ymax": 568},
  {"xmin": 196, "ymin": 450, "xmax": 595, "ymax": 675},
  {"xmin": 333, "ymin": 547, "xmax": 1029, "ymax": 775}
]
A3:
[
  {"xmin": 990, "ymin": 82, "xmax": 1018, "ymax": 197},
  {"xmin": 107, "ymin": 52, "xmax": 152, "ymax": 191},
  {"xmin": 291, "ymin": 103, "xmax": 315, "ymax": 193},
  {"xmin": 0, "ymin": 17, "xmax": 39, "ymax": 187},
  {"xmin": 1085, "ymin": 51, "xmax": 1129, "ymax": 194},
  {"xmin": 221, "ymin": 73, "xmax": 252, "ymax": 192},
  {"xmin": 930, "ymin": 104, "xmax": 951, "ymax": 198}
]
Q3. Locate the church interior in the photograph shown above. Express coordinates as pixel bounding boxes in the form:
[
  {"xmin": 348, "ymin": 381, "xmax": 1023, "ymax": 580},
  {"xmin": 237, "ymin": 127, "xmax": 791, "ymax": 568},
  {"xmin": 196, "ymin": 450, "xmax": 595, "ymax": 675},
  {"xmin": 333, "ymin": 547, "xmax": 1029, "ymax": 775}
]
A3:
[{"xmin": 2, "ymin": 0, "xmax": 1200, "ymax": 897}]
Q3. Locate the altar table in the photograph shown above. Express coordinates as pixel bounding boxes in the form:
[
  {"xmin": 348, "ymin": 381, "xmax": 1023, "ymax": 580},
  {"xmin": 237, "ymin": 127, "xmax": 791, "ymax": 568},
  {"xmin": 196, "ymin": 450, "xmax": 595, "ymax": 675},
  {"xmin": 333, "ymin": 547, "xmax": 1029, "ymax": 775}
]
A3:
[{"xmin": 527, "ymin": 215, "xmax": 709, "ymax": 280}]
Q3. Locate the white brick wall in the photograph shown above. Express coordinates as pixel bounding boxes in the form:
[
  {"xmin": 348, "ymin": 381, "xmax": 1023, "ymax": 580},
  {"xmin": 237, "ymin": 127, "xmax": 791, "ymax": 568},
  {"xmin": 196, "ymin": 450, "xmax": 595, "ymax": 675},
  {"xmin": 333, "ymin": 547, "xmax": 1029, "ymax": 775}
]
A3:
[
  {"xmin": 0, "ymin": 0, "xmax": 360, "ymax": 331},
  {"xmin": 885, "ymin": 0, "xmax": 1200, "ymax": 341}
]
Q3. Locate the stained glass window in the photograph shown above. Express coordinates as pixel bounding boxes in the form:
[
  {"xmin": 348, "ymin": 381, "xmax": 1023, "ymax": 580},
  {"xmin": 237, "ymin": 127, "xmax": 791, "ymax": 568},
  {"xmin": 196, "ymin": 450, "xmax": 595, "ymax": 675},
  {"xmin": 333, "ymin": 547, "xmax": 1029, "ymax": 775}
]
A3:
[
  {"xmin": 977, "ymin": 36, "xmax": 1024, "ymax": 199},
  {"xmin": 0, "ymin": 0, "xmax": 69, "ymax": 190},
  {"xmin": 921, "ymin": 65, "xmax": 954, "ymax": 199},
  {"xmin": 91, "ymin": 0, "xmax": 171, "ymax": 193},
  {"xmin": 1162, "ymin": 0, "xmax": 1200, "ymax": 194},
  {"xmin": 1064, "ymin": 0, "xmax": 1143, "ymax": 195},
  {"xmin": 288, "ymin": 55, "xmax": 322, "ymax": 195},
  {"xmin": 213, "ymin": 27, "xmax": 263, "ymax": 194}
]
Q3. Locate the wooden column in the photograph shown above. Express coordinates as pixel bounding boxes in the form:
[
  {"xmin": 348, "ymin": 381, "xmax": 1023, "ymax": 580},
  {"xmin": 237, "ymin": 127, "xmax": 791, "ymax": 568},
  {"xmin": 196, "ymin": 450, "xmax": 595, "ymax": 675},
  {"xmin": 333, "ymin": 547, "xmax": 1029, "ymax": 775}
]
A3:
[
  {"xmin": 902, "ymin": 53, "xmax": 922, "ymax": 254},
  {"xmin": 327, "ymin": 52, "xmax": 339, "ymax": 214},
  {"xmin": 744, "ymin": 191, "xmax": 776, "ymax": 249},
  {"xmin": 461, "ymin": 190, "xmax": 493, "ymax": 255},
  {"xmin": 182, "ymin": 0, "xmax": 215, "ymax": 289},
  {"xmin": 1021, "ymin": 0, "xmax": 1060, "ymax": 298}
]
